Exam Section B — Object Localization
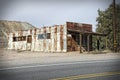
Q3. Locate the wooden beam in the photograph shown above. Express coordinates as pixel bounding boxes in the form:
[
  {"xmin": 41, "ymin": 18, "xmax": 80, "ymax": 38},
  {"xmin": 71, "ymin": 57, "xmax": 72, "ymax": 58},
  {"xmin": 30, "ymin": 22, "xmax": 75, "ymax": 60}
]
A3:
[
  {"xmin": 80, "ymin": 33, "xmax": 82, "ymax": 53},
  {"xmin": 87, "ymin": 34, "xmax": 90, "ymax": 52}
]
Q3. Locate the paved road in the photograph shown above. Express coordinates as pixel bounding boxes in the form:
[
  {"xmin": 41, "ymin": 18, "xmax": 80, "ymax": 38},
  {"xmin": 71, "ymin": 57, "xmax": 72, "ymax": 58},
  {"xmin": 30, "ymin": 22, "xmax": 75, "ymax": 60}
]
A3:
[{"xmin": 0, "ymin": 59, "xmax": 120, "ymax": 80}]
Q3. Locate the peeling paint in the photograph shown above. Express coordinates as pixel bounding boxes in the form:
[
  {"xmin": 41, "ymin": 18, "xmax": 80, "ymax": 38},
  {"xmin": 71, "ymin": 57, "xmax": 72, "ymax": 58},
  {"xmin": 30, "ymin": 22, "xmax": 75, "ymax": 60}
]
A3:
[{"xmin": 8, "ymin": 22, "xmax": 92, "ymax": 52}]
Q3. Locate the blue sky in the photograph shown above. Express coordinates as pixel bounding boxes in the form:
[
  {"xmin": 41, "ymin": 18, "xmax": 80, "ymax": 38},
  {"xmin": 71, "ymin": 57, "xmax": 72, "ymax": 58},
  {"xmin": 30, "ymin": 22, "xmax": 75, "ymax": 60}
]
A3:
[{"xmin": 0, "ymin": 0, "xmax": 120, "ymax": 32}]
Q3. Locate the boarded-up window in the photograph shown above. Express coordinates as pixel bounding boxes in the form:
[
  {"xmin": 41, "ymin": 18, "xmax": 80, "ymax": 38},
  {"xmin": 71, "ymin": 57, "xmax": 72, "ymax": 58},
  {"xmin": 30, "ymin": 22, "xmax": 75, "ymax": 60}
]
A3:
[{"xmin": 27, "ymin": 35, "xmax": 32, "ymax": 43}]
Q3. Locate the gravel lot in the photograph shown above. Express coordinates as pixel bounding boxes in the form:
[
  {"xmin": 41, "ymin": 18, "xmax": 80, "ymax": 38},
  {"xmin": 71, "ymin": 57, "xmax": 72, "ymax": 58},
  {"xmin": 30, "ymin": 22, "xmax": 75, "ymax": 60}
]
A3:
[{"xmin": 0, "ymin": 49, "xmax": 120, "ymax": 67}]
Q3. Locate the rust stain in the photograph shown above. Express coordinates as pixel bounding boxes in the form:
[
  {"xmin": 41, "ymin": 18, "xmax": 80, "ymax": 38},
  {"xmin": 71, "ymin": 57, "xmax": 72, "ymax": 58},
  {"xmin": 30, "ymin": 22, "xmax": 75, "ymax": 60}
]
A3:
[
  {"xmin": 34, "ymin": 28, "xmax": 36, "ymax": 35},
  {"xmin": 54, "ymin": 27, "xmax": 57, "ymax": 33},
  {"xmin": 44, "ymin": 27, "xmax": 46, "ymax": 33},
  {"xmin": 13, "ymin": 33, "xmax": 15, "ymax": 37},
  {"xmin": 30, "ymin": 29, "xmax": 32, "ymax": 34}
]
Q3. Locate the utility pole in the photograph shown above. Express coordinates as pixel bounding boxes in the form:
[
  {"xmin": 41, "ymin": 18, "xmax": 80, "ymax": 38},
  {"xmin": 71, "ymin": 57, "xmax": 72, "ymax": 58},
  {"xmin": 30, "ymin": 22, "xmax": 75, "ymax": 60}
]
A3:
[{"xmin": 113, "ymin": 0, "xmax": 117, "ymax": 52}]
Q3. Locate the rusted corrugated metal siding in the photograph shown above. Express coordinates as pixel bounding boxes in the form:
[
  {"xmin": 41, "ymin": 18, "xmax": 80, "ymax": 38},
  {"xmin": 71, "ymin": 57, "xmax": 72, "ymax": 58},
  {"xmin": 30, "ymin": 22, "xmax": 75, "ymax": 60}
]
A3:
[
  {"xmin": 66, "ymin": 22, "xmax": 92, "ymax": 32},
  {"xmin": 8, "ymin": 25, "xmax": 67, "ymax": 52},
  {"xmin": 82, "ymin": 24, "xmax": 92, "ymax": 32},
  {"xmin": 8, "ymin": 30, "xmax": 31, "ymax": 50},
  {"xmin": 66, "ymin": 22, "xmax": 92, "ymax": 52},
  {"xmin": 35, "ymin": 25, "xmax": 67, "ymax": 52},
  {"xmin": 8, "ymin": 22, "xmax": 93, "ymax": 52}
]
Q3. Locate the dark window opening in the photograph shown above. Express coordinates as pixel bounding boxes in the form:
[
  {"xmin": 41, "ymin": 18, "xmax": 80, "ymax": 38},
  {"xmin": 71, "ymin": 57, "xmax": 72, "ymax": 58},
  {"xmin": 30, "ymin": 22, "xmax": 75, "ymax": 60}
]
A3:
[
  {"xmin": 18, "ymin": 37, "xmax": 22, "ymax": 41},
  {"xmin": 13, "ymin": 36, "xmax": 26, "ymax": 42},
  {"xmin": 22, "ymin": 36, "xmax": 26, "ymax": 41},
  {"xmin": 71, "ymin": 34, "xmax": 80, "ymax": 45},
  {"xmin": 82, "ymin": 35, "xmax": 87, "ymax": 47},
  {"xmin": 27, "ymin": 35, "xmax": 32, "ymax": 43},
  {"xmin": 47, "ymin": 33, "xmax": 51, "ymax": 39},
  {"xmin": 13, "ymin": 37, "xmax": 17, "ymax": 42}
]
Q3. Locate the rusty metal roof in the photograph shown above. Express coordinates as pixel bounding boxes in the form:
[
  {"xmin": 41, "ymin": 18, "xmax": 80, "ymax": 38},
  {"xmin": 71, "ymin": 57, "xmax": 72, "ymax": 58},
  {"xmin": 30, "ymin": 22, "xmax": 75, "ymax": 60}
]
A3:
[{"xmin": 67, "ymin": 29, "xmax": 107, "ymax": 36}]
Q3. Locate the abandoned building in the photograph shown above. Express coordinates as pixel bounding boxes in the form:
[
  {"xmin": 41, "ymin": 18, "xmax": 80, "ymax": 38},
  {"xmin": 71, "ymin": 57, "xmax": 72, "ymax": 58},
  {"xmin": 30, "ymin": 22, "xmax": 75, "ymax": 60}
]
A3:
[{"xmin": 8, "ymin": 22, "xmax": 106, "ymax": 52}]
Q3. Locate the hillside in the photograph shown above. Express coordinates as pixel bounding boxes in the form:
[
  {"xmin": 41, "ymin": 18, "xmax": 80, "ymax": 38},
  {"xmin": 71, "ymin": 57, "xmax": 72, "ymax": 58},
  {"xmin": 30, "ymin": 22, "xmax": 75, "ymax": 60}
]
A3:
[
  {"xmin": 0, "ymin": 20, "xmax": 35, "ymax": 38},
  {"xmin": 0, "ymin": 20, "xmax": 35, "ymax": 48}
]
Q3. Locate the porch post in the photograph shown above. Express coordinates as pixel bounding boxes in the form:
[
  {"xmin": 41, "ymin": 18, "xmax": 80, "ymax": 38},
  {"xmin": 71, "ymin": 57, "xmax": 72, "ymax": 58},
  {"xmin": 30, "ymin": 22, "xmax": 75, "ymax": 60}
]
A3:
[
  {"xmin": 80, "ymin": 33, "xmax": 82, "ymax": 53},
  {"xmin": 87, "ymin": 34, "xmax": 90, "ymax": 52}
]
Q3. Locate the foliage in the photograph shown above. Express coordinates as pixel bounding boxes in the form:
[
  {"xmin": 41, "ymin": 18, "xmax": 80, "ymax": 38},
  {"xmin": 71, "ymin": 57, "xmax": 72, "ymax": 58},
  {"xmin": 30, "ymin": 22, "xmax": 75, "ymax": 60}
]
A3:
[{"xmin": 96, "ymin": 3, "xmax": 120, "ymax": 51}]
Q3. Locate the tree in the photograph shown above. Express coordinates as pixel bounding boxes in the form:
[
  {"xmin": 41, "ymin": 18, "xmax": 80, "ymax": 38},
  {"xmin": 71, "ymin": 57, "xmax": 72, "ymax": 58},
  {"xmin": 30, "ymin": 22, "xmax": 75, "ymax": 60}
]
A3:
[{"xmin": 96, "ymin": 3, "xmax": 120, "ymax": 51}]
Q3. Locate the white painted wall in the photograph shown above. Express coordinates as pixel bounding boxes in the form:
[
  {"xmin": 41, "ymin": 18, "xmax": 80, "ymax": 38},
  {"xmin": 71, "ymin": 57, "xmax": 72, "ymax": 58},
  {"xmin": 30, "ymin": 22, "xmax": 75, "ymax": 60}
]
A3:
[{"xmin": 8, "ymin": 24, "xmax": 67, "ymax": 52}]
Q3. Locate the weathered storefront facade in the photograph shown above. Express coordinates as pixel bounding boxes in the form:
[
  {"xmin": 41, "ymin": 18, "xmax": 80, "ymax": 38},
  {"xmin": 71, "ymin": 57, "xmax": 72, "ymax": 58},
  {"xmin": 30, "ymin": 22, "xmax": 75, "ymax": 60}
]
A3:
[{"xmin": 8, "ymin": 22, "xmax": 92, "ymax": 52}]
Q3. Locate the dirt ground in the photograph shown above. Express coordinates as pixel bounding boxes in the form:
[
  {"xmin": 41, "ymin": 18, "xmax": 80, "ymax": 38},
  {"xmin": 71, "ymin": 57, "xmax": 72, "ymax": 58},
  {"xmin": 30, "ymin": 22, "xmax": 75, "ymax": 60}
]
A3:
[{"xmin": 0, "ymin": 49, "xmax": 120, "ymax": 67}]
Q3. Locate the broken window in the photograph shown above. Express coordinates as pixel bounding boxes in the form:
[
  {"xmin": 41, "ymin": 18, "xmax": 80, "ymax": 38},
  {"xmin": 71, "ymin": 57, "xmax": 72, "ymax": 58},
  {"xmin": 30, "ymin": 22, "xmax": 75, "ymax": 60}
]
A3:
[
  {"xmin": 38, "ymin": 34, "xmax": 45, "ymax": 39},
  {"xmin": 38, "ymin": 33, "xmax": 51, "ymax": 39}
]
